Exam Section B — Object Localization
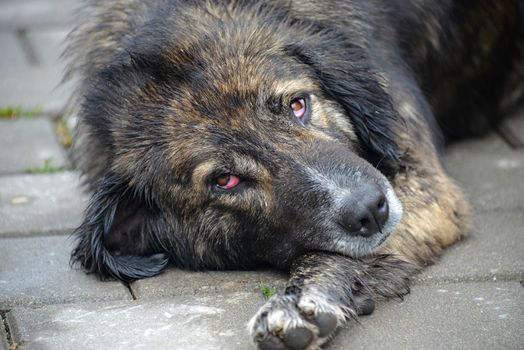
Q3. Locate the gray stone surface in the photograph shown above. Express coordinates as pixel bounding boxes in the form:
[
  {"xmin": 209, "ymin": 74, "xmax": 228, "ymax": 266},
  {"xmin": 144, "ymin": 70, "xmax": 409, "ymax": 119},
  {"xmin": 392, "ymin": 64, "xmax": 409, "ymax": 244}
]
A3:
[
  {"xmin": 418, "ymin": 211, "xmax": 524, "ymax": 283},
  {"xmin": 28, "ymin": 29, "xmax": 70, "ymax": 67},
  {"xmin": 132, "ymin": 269, "xmax": 287, "ymax": 299},
  {"xmin": 0, "ymin": 32, "xmax": 22, "ymax": 67},
  {"xmin": 0, "ymin": 235, "xmax": 132, "ymax": 309},
  {"xmin": 445, "ymin": 132, "xmax": 512, "ymax": 154},
  {"xmin": 6, "ymin": 282, "xmax": 523, "ymax": 350},
  {"xmin": 0, "ymin": 172, "xmax": 87, "ymax": 237},
  {"xmin": 0, "ymin": 119, "xmax": 67, "ymax": 175},
  {"xmin": 0, "ymin": 30, "xmax": 73, "ymax": 112},
  {"xmin": 329, "ymin": 282, "xmax": 524, "ymax": 350},
  {"xmin": 0, "ymin": 323, "xmax": 8, "ymax": 350},
  {"xmin": 7, "ymin": 293, "xmax": 263, "ymax": 350},
  {"xmin": 445, "ymin": 133, "xmax": 524, "ymax": 212},
  {"xmin": 0, "ymin": 0, "xmax": 80, "ymax": 29}
]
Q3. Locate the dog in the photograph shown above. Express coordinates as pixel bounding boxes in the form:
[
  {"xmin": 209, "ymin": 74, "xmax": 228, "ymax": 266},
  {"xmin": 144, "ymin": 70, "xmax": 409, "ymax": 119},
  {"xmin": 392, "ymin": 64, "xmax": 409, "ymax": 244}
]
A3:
[{"xmin": 66, "ymin": 1, "xmax": 522, "ymax": 349}]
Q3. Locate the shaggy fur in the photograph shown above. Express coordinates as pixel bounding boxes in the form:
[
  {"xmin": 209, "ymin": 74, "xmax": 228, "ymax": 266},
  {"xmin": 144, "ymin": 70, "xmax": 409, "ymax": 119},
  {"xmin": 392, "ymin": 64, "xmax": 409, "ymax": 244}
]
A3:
[{"xmin": 66, "ymin": 1, "xmax": 522, "ymax": 349}]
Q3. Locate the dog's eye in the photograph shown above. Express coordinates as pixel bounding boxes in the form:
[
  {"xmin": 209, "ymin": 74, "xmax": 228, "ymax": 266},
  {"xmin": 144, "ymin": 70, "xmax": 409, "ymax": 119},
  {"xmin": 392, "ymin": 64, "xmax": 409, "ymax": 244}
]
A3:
[
  {"xmin": 215, "ymin": 174, "xmax": 241, "ymax": 190},
  {"xmin": 290, "ymin": 98, "xmax": 306, "ymax": 119}
]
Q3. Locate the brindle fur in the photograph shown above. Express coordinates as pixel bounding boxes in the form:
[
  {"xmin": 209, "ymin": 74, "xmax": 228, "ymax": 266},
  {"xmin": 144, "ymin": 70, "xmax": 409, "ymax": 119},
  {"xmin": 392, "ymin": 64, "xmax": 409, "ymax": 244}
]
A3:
[{"xmin": 66, "ymin": 1, "xmax": 522, "ymax": 349}]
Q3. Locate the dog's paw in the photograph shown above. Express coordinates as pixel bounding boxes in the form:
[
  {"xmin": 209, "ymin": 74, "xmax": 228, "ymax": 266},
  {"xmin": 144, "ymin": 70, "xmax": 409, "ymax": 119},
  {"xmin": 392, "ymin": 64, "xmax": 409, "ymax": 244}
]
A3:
[{"xmin": 248, "ymin": 289, "xmax": 350, "ymax": 350}]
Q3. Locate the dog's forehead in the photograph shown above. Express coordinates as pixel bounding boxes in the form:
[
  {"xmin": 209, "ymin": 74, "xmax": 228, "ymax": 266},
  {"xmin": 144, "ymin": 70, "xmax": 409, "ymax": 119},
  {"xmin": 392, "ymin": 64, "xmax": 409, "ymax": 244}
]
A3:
[
  {"xmin": 158, "ymin": 48, "xmax": 317, "ymax": 125},
  {"xmin": 161, "ymin": 47, "xmax": 312, "ymax": 97},
  {"xmin": 121, "ymin": 3, "xmax": 322, "ymax": 124},
  {"xmin": 136, "ymin": 16, "xmax": 311, "ymax": 92}
]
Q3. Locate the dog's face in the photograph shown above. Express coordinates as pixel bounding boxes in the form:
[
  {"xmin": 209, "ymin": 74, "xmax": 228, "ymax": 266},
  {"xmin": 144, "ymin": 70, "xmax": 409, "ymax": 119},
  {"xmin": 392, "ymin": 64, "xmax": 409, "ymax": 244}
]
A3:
[{"xmin": 74, "ymin": 3, "xmax": 405, "ymax": 279}]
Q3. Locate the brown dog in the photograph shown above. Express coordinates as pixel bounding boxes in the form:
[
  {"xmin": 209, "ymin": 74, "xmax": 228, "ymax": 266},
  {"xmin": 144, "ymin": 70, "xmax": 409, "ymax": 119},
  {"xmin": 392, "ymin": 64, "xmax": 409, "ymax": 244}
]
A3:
[{"xmin": 66, "ymin": 1, "xmax": 522, "ymax": 349}]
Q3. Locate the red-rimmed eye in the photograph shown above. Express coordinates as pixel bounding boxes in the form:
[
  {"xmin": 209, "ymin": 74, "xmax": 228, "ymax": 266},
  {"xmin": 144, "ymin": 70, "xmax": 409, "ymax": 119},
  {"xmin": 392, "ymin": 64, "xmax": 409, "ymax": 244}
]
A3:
[
  {"xmin": 290, "ymin": 98, "xmax": 306, "ymax": 119},
  {"xmin": 215, "ymin": 174, "xmax": 241, "ymax": 190}
]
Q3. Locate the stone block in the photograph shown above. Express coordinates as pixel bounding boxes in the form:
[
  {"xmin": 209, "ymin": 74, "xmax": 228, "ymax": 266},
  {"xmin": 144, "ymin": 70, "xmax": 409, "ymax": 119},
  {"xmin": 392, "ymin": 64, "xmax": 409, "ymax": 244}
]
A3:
[
  {"xmin": 0, "ymin": 1, "xmax": 80, "ymax": 29},
  {"xmin": 418, "ymin": 211, "xmax": 524, "ymax": 283},
  {"xmin": 7, "ymin": 293, "xmax": 263, "ymax": 350},
  {"xmin": 0, "ymin": 235, "xmax": 132, "ymax": 309},
  {"xmin": 445, "ymin": 134, "xmax": 524, "ymax": 212},
  {"xmin": 0, "ymin": 172, "xmax": 87, "ymax": 237},
  {"xmin": 0, "ymin": 30, "xmax": 73, "ymax": 112},
  {"xmin": 330, "ymin": 282, "xmax": 524, "ymax": 350},
  {"xmin": 0, "ymin": 119, "xmax": 67, "ymax": 175},
  {"xmin": 0, "ymin": 324, "xmax": 8, "ymax": 350}
]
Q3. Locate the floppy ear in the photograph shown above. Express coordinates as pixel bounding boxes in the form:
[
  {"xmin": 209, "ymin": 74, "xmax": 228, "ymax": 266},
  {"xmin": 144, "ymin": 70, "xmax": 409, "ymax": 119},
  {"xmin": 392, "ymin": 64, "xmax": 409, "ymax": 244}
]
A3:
[
  {"xmin": 71, "ymin": 173, "xmax": 170, "ymax": 282},
  {"xmin": 284, "ymin": 32, "xmax": 403, "ymax": 171}
]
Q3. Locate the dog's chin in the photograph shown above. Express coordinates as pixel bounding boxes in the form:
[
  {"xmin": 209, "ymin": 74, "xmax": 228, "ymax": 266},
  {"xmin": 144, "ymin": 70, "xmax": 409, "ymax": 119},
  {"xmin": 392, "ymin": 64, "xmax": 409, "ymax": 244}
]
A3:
[{"xmin": 326, "ymin": 186, "xmax": 403, "ymax": 258}]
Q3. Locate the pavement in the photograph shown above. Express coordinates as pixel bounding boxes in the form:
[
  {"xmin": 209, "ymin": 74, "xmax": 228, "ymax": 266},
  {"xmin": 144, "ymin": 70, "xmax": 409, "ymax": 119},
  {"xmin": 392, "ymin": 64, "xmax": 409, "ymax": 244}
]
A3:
[{"xmin": 0, "ymin": 1, "xmax": 523, "ymax": 349}]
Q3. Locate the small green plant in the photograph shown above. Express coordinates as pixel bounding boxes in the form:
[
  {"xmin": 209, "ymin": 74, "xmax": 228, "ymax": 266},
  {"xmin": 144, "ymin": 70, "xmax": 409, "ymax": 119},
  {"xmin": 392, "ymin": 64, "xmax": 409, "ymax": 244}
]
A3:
[
  {"xmin": 25, "ymin": 157, "xmax": 65, "ymax": 174},
  {"xmin": 259, "ymin": 283, "xmax": 278, "ymax": 299},
  {"xmin": 0, "ymin": 105, "xmax": 43, "ymax": 119}
]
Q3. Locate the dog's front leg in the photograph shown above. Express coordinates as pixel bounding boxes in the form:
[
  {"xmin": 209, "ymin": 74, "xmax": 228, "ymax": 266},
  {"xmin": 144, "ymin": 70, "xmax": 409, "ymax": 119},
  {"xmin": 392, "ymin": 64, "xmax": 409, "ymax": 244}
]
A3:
[{"xmin": 249, "ymin": 252, "xmax": 417, "ymax": 350}]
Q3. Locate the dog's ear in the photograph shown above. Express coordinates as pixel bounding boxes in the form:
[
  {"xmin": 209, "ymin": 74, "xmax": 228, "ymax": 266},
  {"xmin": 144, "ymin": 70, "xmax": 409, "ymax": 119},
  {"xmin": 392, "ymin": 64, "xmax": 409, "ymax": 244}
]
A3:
[
  {"xmin": 284, "ymin": 33, "xmax": 403, "ymax": 171},
  {"xmin": 71, "ymin": 173, "xmax": 170, "ymax": 282}
]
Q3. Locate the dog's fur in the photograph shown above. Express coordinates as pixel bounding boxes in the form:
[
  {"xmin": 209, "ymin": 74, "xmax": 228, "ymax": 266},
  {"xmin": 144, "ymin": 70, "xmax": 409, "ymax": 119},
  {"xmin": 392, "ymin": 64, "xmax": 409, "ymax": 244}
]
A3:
[{"xmin": 66, "ymin": 1, "xmax": 522, "ymax": 349}]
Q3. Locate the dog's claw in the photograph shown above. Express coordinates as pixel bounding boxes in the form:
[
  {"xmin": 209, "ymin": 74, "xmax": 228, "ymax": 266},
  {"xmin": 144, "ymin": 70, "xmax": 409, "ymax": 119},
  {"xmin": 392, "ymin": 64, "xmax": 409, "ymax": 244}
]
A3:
[
  {"xmin": 357, "ymin": 298, "xmax": 375, "ymax": 316},
  {"xmin": 258, "ymin": 327, "xmax": 314, "ymax": 350},
  {"xmin": 309, "ymin": 312, "xmax": 338, "ymax": 337},
  {"xmin": 284, "ymin": 327, "xmax": 314, "ymax": 350},
  {"xmin": 259, "ymin": 335, "xmax": 288, "ymax": 350}
]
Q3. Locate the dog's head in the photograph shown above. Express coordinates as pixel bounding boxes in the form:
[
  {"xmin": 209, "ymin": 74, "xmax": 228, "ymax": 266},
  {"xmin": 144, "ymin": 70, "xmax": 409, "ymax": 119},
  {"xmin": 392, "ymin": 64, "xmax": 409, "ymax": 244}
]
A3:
[{"xmin": 72, "ymin": 3, "xmax": 404, "ymax": 281}]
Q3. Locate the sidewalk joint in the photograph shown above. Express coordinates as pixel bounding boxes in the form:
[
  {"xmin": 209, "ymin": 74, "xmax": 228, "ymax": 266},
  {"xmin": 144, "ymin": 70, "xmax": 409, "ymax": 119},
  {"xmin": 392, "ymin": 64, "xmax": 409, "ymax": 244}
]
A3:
[
  {"xmin": 0, "ymin": 310, "xmax": 17, "ymax": 350},
  {"xmin": 125, "ymin": 283, "xmax": 137, "ymax": 300},
  {"xmin": 474, "ymin": 206, "xmax": 524, "ymax": 215},
  {"xmin": 15, "ymin": 28, "xmax": 40, "ymax": 66}
]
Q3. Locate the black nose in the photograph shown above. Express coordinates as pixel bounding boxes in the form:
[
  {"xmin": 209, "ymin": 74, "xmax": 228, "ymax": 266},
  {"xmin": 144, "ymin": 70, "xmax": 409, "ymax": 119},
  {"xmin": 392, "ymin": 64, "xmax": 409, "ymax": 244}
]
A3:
[{"xmin": 338, "ymin": 183, "xmax": 389, "ymax": 237}]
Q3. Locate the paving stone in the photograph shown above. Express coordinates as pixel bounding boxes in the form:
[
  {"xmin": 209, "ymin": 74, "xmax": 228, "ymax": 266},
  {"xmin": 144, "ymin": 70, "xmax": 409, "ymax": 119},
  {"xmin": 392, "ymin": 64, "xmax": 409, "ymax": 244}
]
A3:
[
  {"xmin": 0, "ymin": 172, "xmax": 87, "ymax": 237},
  {"xmin": 329, "ymin": 282, "xmax": 524, "ymax": 350},
  {"xmin": 6, "ymin": 282, "xmax": 523, "ymax": 350},
  {"xmin": 7, "ymin": 292, "xmax": 263, "ymax": 350},
  {"xmin": 132, "ymin": 269, "xmax": 287, "ymax": 299},
  {"xmin": 417, "ymin": 211, "xmax": 524, "ymax": 283},
  {"xmin": 28, "ymin": 29, "xmax": 70, "ymax": 68},
  {"xmin": 0, "ymin": 119, "xmax": 67, "ymax": 175},
  {"xmin": 0, "ymin": 32, "xmax": 22, "ymax": 65},
  {"xmin": 445, "ymin": 132, "xmax": 513, "ymax": 155},
  {"xmin": 445, "ymin": 133, "xmax": 524, "ymax": 212},
  {"xmin": 0, "ymin": 235, "xmax": 132, "ymax": 309},
  {"xmin": 0, "ymin": 0, "xmax": 80, "ymax": 29},
  {"xmin": 0, "ymin": 323, "xmax": 8, "ymax": 350},
  {"xmin": 0, "ymin": 30, "xmax": 73, "ymax": 112}
]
